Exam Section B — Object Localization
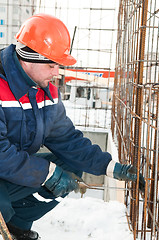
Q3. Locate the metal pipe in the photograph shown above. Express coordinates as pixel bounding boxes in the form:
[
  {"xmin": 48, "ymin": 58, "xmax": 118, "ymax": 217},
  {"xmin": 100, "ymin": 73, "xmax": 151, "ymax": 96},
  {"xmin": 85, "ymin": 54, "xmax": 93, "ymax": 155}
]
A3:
[
  {"xmin": 152, "ymin": 91, "xmax": 159, "ymax": 238},
  {"xmin": 70, "ymin": 26, "xmax": 77, "ymax": 54}
]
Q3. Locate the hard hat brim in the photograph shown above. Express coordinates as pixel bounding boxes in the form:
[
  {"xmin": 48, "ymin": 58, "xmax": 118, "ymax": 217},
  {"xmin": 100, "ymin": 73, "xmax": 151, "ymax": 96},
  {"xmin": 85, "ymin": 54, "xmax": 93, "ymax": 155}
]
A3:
[{"xmin": 51, "ymin": 54, "xmax": 77, "ymax": 66}]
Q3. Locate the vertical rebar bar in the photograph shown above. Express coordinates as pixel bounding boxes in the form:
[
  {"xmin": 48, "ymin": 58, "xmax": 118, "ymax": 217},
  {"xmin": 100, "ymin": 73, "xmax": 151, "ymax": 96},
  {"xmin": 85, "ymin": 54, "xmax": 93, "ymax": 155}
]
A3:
[
  {"xmin": 132, "ymin": 0, "xmax": 149, "ymax": 238},
  {"xmin": 152, "ymin": 90, "xmax": 159, "ymax": 239},
  {"xmin": 0, "ymin": 212, "xmax": 12, "ymax": 240}
]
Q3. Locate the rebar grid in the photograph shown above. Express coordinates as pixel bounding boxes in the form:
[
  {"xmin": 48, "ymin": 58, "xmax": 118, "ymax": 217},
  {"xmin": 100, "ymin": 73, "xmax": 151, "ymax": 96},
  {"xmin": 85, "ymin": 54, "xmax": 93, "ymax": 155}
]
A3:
[{"xmin": 111, "ymin": 0, "xmax": 159, "ymax": 239}]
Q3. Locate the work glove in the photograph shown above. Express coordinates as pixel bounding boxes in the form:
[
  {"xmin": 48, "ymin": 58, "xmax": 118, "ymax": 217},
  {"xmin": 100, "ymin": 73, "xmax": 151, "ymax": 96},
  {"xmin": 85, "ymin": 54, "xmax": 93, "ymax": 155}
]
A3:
[
  {"xmin": 44, "ymin": 166, "xmax": 80, "ymax": 197},
  {"xmin": 106, "ymin": 160, "xmax": 145, "ymax": 193}
]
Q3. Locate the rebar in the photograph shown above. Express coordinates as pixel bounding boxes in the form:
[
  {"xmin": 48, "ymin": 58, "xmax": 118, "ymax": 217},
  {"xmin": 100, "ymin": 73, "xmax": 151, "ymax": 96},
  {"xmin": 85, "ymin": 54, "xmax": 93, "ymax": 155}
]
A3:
[
  {"xmin": 0, "ymin": 212, "xmax": 12, "ymax": 240},
  {"xmin": 111, "ymin": 0, "xmax": 159, "ymax": 239}
]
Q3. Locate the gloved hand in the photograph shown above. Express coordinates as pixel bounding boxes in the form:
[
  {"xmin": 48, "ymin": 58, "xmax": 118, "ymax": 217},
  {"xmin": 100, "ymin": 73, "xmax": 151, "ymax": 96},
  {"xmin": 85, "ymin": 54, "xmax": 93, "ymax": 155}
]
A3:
[
  {"xmin": 107, "ymin": 161, "xmax": 145, "ymax": 193},
  {"xmin": 44, "ymin": 166, "xmax": 80, "ymax": 197}
]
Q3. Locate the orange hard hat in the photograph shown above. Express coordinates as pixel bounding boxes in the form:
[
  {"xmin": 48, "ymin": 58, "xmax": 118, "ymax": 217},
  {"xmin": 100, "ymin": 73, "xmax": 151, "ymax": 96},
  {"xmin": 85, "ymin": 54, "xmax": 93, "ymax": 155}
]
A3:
[{"xmin": 15, "ymin": 13, "xmax": 76, "ymax": 66}]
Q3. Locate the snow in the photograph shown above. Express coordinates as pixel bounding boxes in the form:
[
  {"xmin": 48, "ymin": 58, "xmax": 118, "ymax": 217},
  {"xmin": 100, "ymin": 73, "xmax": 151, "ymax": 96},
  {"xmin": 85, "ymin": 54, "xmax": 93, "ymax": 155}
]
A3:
[
  {"xmin": 0, "ymin": 192, "xmax": 135, "ymax": 240},
  {"xmin": 32, "ymin": 195, "xmax": 134, "ymax": 240},
  {"xmin": 0, "ymin": 196, "xmax": 135, "ymax": 240}
]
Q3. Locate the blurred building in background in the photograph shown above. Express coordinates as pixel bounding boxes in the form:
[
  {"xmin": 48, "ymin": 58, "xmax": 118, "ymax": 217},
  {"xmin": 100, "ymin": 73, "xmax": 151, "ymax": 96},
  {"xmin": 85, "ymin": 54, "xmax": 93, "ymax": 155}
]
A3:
[{"xmin": 0, "ymin": 0, "xmax": 36, "ymax": 48}]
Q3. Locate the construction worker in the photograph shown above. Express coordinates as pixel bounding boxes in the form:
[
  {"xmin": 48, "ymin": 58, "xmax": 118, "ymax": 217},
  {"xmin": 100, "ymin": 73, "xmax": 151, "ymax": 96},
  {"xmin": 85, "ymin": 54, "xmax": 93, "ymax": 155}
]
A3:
[{"xmin": 0, "ymin": 13, "xmax": 145, "ymax": 240}]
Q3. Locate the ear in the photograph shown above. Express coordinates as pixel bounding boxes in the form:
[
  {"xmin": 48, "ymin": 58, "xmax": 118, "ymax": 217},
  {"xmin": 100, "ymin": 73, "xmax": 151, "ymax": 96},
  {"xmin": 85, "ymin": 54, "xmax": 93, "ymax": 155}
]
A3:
[{"xmin": 19, "ymin": 59, "xmax": 32, "ymax": 72}]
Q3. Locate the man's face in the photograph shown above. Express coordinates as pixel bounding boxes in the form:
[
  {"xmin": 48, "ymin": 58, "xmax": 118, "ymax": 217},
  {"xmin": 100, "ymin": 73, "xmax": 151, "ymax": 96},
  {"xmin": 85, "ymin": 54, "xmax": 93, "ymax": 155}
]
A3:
[{"xmin": 20, "ymin": 61, "xmax": 59, "ymax": 88}]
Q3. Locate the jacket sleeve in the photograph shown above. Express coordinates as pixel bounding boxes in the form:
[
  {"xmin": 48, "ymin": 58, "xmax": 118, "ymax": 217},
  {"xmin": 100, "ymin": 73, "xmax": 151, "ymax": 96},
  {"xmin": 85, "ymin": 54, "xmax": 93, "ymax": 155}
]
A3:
[
  {"xmin": 44, "ymin": 91, "xmax": 112, "ymax": 176},
  {"xmin": 0, "ymin": 105, "xmax": 49, "ymax": 188}
]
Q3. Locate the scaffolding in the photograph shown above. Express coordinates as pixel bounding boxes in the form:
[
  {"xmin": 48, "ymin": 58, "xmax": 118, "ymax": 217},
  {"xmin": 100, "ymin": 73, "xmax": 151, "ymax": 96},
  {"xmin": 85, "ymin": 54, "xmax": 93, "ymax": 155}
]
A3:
[
  {"xmin": 111, "ymin": 0, "xmax": 159, "ymax": 239},
  {"xmin": 37, "ymin": 0, "xmax": 118, "ymax": 131}
]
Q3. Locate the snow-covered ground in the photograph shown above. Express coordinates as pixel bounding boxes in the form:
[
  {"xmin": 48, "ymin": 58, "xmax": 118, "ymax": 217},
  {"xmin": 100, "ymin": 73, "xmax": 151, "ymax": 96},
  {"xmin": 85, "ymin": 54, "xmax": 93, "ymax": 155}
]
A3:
[
  {"xmin": 32, "ymin": 193, "xmax": 134, "ymax": 240},
  {"xmin": 0, "ymin": 192, "xmax": 136, "ymax": 240},
  {"xmin": 0, "ymin": 191, "xmax": 135, "ymax": 240}
]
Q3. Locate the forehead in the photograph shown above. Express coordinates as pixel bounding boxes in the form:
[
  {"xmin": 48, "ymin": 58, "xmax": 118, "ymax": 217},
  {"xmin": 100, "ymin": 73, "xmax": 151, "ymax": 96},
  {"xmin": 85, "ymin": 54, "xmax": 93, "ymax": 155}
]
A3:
[{"xmin": 31, "ymin": 62, "xmax": 58, "ymax": 68}]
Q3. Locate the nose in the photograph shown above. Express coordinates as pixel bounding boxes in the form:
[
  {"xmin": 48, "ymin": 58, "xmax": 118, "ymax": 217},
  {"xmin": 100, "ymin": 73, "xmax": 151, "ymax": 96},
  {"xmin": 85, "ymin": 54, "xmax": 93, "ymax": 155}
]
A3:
[{"xmin": 51, "ymin": 65, "xmax": 59, "ymax": 76}]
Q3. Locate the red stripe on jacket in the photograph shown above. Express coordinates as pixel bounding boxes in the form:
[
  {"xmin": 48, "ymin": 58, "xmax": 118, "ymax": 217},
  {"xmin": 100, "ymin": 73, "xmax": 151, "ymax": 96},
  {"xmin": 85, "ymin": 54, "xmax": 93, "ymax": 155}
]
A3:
[{"xmin": 0, "ymin": 78, "xmax": 58, "ymax": 103}]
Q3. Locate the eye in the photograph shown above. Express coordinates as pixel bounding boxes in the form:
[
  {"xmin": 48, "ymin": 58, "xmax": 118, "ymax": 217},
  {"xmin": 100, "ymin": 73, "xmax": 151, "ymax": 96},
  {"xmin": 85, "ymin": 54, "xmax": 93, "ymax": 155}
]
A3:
[
  {"xmin": 49, "ymin": 64, "xmax": 59, "ymax": 69},
  {"xmin": 49, "ymin": 65, "xmax": 55, "ymax": 68}
]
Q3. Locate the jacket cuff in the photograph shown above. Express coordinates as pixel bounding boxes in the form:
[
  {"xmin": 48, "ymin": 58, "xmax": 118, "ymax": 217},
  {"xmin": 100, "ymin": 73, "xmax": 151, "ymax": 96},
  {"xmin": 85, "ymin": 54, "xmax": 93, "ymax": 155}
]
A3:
[
  {"xmin": 43, "ymin": 162, "xmax": 56, "ymax": 184},
  {"xmin": 106, "ymin": 160, "xmax": 116, "ymax": 178}
]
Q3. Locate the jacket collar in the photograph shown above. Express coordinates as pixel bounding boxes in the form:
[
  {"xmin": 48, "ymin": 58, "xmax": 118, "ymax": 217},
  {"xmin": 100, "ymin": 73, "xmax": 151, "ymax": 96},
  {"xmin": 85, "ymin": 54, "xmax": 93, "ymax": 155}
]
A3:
[{"xmin": 0, "ymin": 44, "xmax": 53, "ymax": 101}]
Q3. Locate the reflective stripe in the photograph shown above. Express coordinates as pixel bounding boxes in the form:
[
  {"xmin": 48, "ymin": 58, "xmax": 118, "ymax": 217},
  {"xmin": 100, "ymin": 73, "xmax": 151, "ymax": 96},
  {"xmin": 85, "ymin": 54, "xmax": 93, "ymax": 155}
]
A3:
[
  {"xmin": 106, "ymin": 160, "xmax": 116, "ymax": 178},
  {"xmin": 0, "ymin": 98, "xmax": 58, "ymax": 109}
]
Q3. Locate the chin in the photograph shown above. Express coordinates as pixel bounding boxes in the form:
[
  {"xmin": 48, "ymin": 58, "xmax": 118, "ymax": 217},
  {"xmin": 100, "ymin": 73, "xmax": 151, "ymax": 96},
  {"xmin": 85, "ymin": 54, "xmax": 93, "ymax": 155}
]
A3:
[{"xmin": 39, "ymin": 82, "xmax": 49, "ymax": 88}]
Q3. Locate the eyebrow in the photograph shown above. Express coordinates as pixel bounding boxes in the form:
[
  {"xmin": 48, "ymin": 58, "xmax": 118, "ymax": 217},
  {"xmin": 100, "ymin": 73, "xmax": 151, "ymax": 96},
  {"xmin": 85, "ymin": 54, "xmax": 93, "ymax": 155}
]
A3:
[
  {"xmin": 49, "ymin": 63, "xmax": 59, "ymax": 67},
  {"xmin": 49, "ymin": 64, "xmax": 56, "ymax": 68}
]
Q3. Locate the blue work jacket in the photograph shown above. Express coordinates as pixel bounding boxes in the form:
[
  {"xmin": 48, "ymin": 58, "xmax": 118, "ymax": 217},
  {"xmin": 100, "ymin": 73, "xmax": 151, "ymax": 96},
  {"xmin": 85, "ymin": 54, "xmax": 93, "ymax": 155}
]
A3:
[{"xmin": 0, "ymin": 44, "xmax": 112, "ymax": 188}]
